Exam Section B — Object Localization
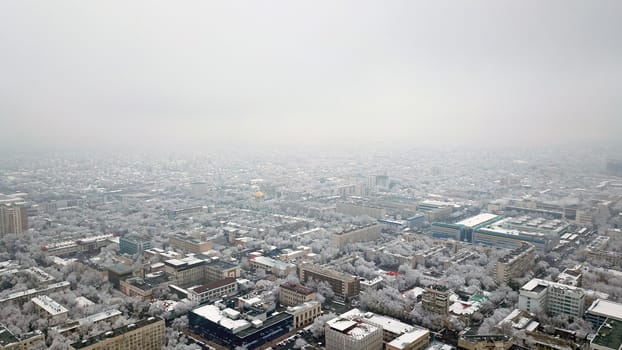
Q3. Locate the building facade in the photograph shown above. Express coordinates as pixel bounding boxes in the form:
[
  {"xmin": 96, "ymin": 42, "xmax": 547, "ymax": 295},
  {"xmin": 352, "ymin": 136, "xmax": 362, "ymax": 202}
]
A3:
[
  {"xmin": 0, "ymin": 205, "xmax": 28, "ymax": 236},
  {"xmin": 119, "ymin": 235, "xmax": 152, "ymax": 255},
  {"xmin": 299, "ymin": 264, "xmax": 360, "ymax": 300},
  {"xmin": 286, "ymin": 301, "xmax": 321, "ymax": 329},
  {"xmin": 279, "ymin": 282, "xmax": 316, "ymax": 306},
  {"xmin": 325, "ymin": 317, "xmax": 383, "ymax": 350},
  {"xmin": 331, "ymin": 224, "xmax": 383, "ymax": 248},
  {"xmin": 422, "ymin": 286, "xmax": 450, "ymax": 316},
  {"xmin": 169, "ymin": 234, "xmax": 213, "ymax": 254},
  {"xmin": 187, "ymin": 278, "xmax": 238, "ymax": 304},
  {"xmin": 0, "ymin": 325, "xmax": 45, "ymax": 350},
  {"xmin": 518, "ymin": 278, "xmax": 585, "ymax": 317},
  {"xmin": 495, "ymin": 243, "xmax": 536, "ymax": 285},
  {"xmin": 70, "ymin": 317, "xmax": 165, "ymax": 350}
]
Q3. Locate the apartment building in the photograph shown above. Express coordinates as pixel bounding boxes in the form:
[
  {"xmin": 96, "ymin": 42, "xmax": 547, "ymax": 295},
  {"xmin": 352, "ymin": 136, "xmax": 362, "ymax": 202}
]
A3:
[
  {"xmin": 0, "ymin": 325, "xmax": 45, "ymax": 350},
  {"xmin": 249, "ymin": 256, "xmax": 296, "ymax": 277},
  {"xmin": 331, "ymin": 224, "xmax": 382, "ymax": 248},
  {"xmin": 31, "ymin": 295, "xmax": 68, "ymax": 325},
  {"xmin": 336, "ymin": 203, "xmax": 386, "ymax": 219},
  {"xmin": 422, "ymin": 286, "xmax": 450, "ymax": 316},
  {"xmin": 299, "ymin": 264, "xmax": 360, "ymax": 300},
  {"xmin": 495, "ymin": 243, "xmax": 536, "ymax": 284}
]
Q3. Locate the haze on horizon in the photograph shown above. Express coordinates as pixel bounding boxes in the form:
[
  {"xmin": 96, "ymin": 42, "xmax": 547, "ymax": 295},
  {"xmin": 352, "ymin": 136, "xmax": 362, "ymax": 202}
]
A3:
[{"xmin": 1, "ymin": 1, "xmax": 621, "ymax": 154}]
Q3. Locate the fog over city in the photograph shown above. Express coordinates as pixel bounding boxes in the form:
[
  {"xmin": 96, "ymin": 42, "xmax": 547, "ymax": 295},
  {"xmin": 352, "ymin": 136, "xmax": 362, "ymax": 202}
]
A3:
[
  {"xmin": 1, "ymin": 1, "xmax": 621, "ymax": 153},
  {"xmin": 3, "ymin": 2, "xmax": 622, "ymax": 350}
]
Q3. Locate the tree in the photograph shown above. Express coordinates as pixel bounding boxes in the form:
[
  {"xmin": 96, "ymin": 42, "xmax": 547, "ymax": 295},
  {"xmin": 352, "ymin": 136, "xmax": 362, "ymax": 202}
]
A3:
[
  {"xmin": 310, "ymin": 312, "xmax": 336, "ymax": 338},
  {"xmin": 293, "ymin": 338, "xmax": 308, "ymax": 349}
]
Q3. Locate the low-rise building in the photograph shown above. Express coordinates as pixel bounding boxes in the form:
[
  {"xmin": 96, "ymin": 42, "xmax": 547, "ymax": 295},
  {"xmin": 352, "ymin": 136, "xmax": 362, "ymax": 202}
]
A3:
[
  {"xmin": 169, "ymin": 234, "xmax": 213, "ymax": 254},
  {"xmin": 0, "ymin": 325, "xmax": 44, "ymax": 350},
  {"xmin": 331, "ymin": 224, "xmax": 383, "ymax": 248},
  {"xmin": 70, "ymin": 317, "xmax": 165, "ymax": 350},
  {"xmin": 585, "ymin": 299, "xmax": 622, "ymax": 329},
  {"xmin": 0, "ymin": 281, "xmax": 70, "ymax": 305},
  {"xmin": 286, "ymin": 301, "xmax": 321, "ymax": 329},
  {"xmin": 337, "ymin": 309, "xmax": 429, "ymax": 350},
  {"xmin": 249, "ymin": 256, "xmax": 296, "ymax": 277},
  {"xmin": 119, "ymin": 273, "xmax": 169, "ymax": 300},
  {"xmin": 279, "ymin": 282, "xmax": 316, "ymax": 306},
  {"xmin": 164, "ymin": 256, "xmax": 206, "ymax": 287},
  {"xmin": 590, "ymin": 318, "xmax": 622, "ymax": 350},
  {"xmin": 187, "ymin": 277, "xmax": 238, "ymax": 305},
  {"xmin": 325, "ymin": 316, "xmax": 383, "ymax": 350},
  {"xmin": 457, "ymin": 335, "xmax": 514, "ymax": 350},
  {"xmin": 557, "ymin": 266, "xmax": 583, "ymax": 287},
  {"xmin": 31, "ymin": 295, "xmax": 68, "ymax": 325},
  {"xmin": 188, "ymin": 304, "xmax": 293, "ymax": 349},
  {"xmin": 204, "ymin": 259, "xmax": 240, "ymax": 282}
]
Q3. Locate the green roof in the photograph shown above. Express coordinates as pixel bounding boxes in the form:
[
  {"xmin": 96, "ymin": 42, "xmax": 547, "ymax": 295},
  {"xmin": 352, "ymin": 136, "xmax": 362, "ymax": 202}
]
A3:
[{"xmin": 593, "ymin": 318, "xmax": 622, "ymax": 350}]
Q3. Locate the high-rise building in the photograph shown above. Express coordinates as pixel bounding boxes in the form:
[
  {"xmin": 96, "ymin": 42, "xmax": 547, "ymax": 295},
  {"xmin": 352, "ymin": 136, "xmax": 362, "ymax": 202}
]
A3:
[
  {"xmin": 0, "ymin": 204, "xmax": 28, "ymax": 236},
  {"xmin": 70, "ymin": 317, "xmax": 165, "ymax": 350}
]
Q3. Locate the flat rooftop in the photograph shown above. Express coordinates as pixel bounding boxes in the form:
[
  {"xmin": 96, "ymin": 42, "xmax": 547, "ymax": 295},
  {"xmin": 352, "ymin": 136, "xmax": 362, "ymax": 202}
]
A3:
[
  {"xmin": 588, "ymin": 299, "xmax": 622, "ymax": 320},
  {"xmin": 387, "ymin": 328, "xmax": 429, "ymax": 349},
  {"xmin": 32, "ymin": 295, "xmax": 68, "ymax": 316},
  {"xmin": 592, "ymin": 318, "xmax": 622, "ymax": 350},
  {"xmin": 456, "ymin": 213, "xmax": 501, "ymax": 228},
  {"xmin": 340, "ymin": 308, "xmax": 413, "ymax": 336},
  {"xmin": 0, "ymin": 326, "xmax": 19, "ymax": 347},
  {"xmin": 71, "ymin": 317, "xmax": 163, "ymax": 349},
  {"xmin": 327, "ymin": 316, "xmax": 380, "ymax": 340}
]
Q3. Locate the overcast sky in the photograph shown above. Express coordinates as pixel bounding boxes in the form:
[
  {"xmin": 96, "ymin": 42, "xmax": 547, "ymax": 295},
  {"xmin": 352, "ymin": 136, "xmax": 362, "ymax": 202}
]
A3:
[{"xmin": 1, "ymin": 1, "xmax": 621, "ymax": 153}]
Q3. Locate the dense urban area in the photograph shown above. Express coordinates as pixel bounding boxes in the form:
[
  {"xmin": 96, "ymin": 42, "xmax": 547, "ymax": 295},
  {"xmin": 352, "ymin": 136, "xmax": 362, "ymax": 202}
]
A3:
[{"xmin": 1, "ymin": 149, "xmax": 622, "ymax": 350}]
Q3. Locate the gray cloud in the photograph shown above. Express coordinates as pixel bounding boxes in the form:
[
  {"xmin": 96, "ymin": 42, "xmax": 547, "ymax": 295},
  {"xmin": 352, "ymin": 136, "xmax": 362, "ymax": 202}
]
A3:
[{"xmin": 1, "ymin": 1, "xmax": 621, "ymax": 152}]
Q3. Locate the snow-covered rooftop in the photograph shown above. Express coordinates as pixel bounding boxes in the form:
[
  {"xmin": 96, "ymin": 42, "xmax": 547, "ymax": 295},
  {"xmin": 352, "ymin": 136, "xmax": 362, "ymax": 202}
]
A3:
[
  {"xmin": 587, "ymin": 299, "xmax": 622, "ymax": 321},
  {"xmin": 456, "ymin": 213, "xmax": 500, "ymax": 228}
]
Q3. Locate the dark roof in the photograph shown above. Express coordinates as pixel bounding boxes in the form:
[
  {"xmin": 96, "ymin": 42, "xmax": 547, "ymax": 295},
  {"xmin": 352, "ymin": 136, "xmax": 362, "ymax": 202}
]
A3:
[
  {"xmin": 0, "ymin": 326, "xmax": 19, "ymax": 346},
  {"xmin": 205, "ymin": 259, "xmax": 237, "ymax": 269},
  {"xmin": 280, "ymin": 282, "xmax": 315, "ymax": 296},
  {"xmin": 236, "ymin": 312, "xmax": 292, "ymax": 338}
]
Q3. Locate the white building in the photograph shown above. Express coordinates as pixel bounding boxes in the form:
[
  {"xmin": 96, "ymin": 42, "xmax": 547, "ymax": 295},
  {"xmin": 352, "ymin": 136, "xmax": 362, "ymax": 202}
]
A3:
[
  {"xmin": 325, "ymin": 317, "xmax": 383, "ymax": 350},
  {"xmin": 32, "ymin": 295, "xmax": 68, "ymax": 325},
  {"xmin": 518, "ymin": 278, "xmax": 585, "ymax": 317}
]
